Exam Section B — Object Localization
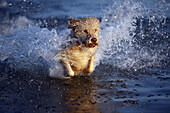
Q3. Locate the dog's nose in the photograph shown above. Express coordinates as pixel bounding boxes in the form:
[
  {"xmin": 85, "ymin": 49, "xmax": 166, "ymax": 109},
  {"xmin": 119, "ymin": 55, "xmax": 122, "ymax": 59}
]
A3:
[{"xmin": 91, "ymin": 38, "xmax": 97, "ymax": 42}]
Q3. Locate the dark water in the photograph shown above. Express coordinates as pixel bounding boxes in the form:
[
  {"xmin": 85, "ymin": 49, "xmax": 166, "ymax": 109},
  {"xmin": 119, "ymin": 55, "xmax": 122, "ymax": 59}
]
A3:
[{"xmin": 0, "ymin": 0, "xmax": 170, "ymax": 113}]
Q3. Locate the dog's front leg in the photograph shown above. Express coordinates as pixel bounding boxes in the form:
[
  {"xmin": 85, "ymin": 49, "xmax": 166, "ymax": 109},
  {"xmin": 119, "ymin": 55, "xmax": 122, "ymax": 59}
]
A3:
[
  {"xmin": 83, "ymin": 54, "xmax": 95, "ymax": 75},
  {"xmin": 61, "ymin": 60, "xmax": 74, "ymax": 77}
]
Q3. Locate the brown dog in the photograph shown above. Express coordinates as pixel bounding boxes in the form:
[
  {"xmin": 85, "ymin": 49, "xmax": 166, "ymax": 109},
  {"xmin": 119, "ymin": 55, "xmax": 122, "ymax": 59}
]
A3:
[{"xmin": 58, "ymin": 17, "xmax": 100, "ymax": 78}]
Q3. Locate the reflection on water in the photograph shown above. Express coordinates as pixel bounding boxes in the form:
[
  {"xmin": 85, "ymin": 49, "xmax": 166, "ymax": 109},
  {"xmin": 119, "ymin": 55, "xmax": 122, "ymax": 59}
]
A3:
[{"xmin": 63, "ymin": 76, "xmax": 99, "ymax": 113}]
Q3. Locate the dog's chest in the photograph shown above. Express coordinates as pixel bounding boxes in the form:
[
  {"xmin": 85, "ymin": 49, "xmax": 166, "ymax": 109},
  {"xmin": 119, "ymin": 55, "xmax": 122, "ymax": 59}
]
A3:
[{"xmin": 67, "ymin": 46, "xmax": 96, "ymax": 71}]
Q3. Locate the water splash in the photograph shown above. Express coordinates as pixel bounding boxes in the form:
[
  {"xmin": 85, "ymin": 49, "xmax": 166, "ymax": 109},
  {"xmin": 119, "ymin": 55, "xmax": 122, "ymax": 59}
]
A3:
[
  {"xmin": 0, "ymin": 0, "xmax": 169, "ymax": 78},
  {"xmin": 96, "ymin": 0, "xmax": 169, "ymax": 69},
  {"xmin": 0, "ymin": 16, "xmax": 75, "ymax": 78}
]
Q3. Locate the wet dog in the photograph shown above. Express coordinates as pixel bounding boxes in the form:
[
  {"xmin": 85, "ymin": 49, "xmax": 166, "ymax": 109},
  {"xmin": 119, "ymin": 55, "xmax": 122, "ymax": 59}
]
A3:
[{"xmin": 58, "ymin": 17, "xmax": 100, "ymax": 78}]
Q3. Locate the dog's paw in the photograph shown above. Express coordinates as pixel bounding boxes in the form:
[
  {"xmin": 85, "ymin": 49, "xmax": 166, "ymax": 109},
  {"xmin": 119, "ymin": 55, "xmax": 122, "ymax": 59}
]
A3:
[
  {"xmin": 63, "ymin": 71, "xmax": 74, "ymax": 78},
  {"xmin": 68, "ymin": 71, "xmax": 74, "ymax": 77}
]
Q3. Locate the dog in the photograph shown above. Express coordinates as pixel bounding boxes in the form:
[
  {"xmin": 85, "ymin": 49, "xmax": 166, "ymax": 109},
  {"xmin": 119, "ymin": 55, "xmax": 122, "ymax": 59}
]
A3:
[{"xmin": 58, "ymin": 17, "xmax": 100, "ymax": 78}]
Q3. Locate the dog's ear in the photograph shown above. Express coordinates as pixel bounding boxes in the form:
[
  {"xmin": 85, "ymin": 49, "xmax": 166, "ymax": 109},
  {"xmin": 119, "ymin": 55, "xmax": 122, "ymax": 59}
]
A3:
[{"xmin": 68, "ymin": 18, "xmax": 80, "ymax": 29}]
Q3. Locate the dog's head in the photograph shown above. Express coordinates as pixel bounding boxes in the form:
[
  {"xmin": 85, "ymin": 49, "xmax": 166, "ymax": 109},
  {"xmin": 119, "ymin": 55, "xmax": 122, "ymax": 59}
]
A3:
[{"xmin": 68, "ymin": 17, "xmax": 100, "ymax": 48}]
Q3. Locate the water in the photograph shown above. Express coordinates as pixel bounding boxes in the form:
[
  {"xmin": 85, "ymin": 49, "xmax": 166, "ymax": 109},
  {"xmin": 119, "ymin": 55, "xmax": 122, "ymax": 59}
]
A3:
[{"xmin": 0, "ymin": 0, "xmax": 170, "ymax": 112}]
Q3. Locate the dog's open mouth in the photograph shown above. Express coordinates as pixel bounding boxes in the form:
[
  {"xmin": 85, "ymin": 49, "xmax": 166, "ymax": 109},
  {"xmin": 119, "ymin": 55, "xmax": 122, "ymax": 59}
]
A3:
[
  {"xmin": 88, "ymin": 38, "xmax": 98, "ymax": 48},
  {"xmin": 81, "ymin": 37, "xmax": 98, "ymax": 48}
]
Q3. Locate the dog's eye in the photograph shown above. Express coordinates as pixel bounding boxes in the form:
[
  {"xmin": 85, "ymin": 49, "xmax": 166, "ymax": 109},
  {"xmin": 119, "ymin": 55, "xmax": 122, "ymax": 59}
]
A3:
[
  {"xmin": 83, "ymin": 30, "xmax": 88, "ymax": 33},
  {"xmin": 95, "ymin": 29, "xmax": 98, "ymax": 32}
]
